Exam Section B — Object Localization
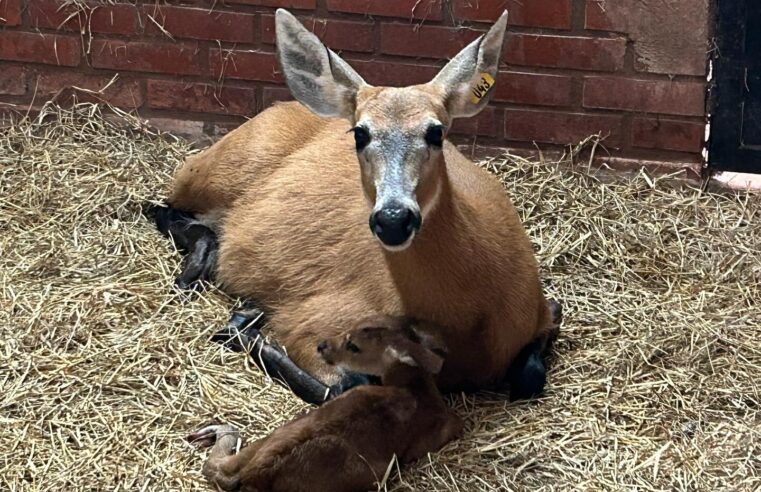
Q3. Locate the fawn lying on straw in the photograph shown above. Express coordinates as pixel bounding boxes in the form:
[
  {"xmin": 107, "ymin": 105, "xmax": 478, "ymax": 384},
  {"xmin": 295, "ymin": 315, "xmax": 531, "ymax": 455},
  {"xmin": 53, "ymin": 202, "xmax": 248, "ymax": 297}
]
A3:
[{"xmin": 187, "ymin": 316, "xmax": 463, "ymax": 492}]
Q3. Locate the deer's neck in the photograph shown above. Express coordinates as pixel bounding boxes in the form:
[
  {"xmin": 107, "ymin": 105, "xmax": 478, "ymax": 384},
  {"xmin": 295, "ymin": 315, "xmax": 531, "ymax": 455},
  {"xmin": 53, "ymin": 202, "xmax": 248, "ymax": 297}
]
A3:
[
  {"xmin": 384, "ymin": 161, "xmax": 474, "ymax": 274},
  {"xmin": 379, "ymin": 155, "xmax": 492, "ymax": 328}
]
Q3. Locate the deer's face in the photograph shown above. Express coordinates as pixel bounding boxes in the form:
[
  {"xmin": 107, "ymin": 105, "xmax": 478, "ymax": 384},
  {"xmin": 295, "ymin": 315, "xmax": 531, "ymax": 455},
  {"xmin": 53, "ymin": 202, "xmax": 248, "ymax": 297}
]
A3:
[
  {"xmin": 352, "ymin": 87, "xmax": 448, "ymax": 250},
  {"xmin": 275, "ymin": 8, "xmax": 508, "ymax": 251},
  {"xmin": 318, "ymin": 325, "xmax": 395, "ymax": 376}
]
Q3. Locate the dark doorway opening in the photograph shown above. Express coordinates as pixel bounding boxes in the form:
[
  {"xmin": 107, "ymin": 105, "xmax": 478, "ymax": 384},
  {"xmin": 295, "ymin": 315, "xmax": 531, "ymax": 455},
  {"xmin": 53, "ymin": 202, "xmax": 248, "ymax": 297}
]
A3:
[{"xmin": 710, "ymin": 0, "xmax": 761, "ymax": 173}]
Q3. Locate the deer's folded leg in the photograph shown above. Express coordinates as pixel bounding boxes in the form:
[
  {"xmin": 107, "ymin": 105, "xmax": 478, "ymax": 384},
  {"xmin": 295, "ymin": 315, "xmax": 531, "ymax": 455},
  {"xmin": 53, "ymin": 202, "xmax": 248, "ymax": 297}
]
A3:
[{"xmin": 146, "ymin": 203, "xmax": 219, "ymax": 290}]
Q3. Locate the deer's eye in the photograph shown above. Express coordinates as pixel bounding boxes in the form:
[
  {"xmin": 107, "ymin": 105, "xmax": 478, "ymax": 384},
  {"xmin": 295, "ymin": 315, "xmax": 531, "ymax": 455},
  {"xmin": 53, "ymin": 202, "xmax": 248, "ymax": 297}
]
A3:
[
  {"xmin": 352, "ymin": 126, "xmax": 371, "ymax": 151},
  {"xmin": 425, "ymin": 124, "xmax": 444, "ymax": 148},
  {"xmin": 345, "ymin": 340, "xmax": 361, "ymax": 353}
]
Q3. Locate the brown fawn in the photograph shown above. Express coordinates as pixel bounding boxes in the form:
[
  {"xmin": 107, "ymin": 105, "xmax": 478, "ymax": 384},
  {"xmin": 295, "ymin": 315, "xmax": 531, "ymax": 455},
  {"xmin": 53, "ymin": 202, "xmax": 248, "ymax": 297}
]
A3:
[
  {"xmin": 154, "ymin": 9, "xmax": 561, "ymax": 402},
  {"xmin": 187, "ymin": 316, "xmax": 463, "ymax": 492}
]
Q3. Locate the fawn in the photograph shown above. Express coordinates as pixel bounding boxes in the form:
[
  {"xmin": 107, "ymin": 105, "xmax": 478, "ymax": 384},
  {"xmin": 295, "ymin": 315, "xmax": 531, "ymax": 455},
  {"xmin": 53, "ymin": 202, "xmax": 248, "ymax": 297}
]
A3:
[{"xmin": 188, "ymin": 316, "xmax": 463, "ymax": 492}]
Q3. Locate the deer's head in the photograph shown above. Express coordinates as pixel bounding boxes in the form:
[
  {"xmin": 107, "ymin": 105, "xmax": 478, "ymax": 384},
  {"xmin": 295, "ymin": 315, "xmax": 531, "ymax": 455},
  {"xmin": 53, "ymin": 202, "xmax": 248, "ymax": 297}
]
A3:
[{"xmin": 276, "ymin": 9, "xmax": 507, "ymax": 250}]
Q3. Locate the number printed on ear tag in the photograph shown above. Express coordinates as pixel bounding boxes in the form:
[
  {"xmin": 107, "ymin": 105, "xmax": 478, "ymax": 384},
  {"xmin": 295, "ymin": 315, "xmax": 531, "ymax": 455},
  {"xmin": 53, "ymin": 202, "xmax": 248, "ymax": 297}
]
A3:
[{"xmin": 470, "ymin": 73, "xmax": 495, "ymax": 104}]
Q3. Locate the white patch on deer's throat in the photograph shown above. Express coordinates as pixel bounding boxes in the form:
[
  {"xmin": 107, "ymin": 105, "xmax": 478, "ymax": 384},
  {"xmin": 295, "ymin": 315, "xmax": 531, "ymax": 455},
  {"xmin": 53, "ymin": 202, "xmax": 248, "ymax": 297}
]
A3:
[{"xmin": 420, "ymin": 177, "xmax": 441, "ymax": 219}]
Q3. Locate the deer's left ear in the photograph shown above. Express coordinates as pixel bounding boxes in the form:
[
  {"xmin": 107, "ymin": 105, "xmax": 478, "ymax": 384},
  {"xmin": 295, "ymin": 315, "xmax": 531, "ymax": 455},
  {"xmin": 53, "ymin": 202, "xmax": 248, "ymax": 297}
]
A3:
[{"xmin": 427, "ymin": 10, "xmax": 508, "ymax": 119}]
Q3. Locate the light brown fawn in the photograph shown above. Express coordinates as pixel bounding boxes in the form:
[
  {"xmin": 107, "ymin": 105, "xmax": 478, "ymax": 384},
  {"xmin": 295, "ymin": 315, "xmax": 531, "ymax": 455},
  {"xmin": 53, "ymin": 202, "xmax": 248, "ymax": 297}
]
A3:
[
  {"xmin": 155, "ymin": 9, "xmax": 561, "ymax": 402},
  {"xmin": 187, "ymin": 316, "xmax": 463, "ymax": 492}
]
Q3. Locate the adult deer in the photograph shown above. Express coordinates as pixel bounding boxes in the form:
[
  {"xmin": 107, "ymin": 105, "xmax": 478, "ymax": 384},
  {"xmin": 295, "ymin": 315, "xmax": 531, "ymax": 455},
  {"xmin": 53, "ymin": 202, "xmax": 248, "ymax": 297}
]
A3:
[{"xmin": 154, "ymin": 9, "xmax": 561, "ymax": 403}]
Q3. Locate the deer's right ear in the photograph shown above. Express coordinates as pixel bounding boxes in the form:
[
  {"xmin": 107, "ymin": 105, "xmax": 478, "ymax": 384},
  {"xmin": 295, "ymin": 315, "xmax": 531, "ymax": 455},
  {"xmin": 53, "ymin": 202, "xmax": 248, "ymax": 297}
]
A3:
[{"xmin": 275, "ymin": 9, "xmax": 367, "ymax": 120}]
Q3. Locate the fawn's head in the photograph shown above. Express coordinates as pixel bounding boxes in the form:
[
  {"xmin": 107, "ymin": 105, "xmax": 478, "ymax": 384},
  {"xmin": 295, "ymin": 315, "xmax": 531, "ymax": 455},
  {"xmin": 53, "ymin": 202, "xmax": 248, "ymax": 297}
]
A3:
[
  {"xmin": 317, "ymin": 316, "xmax": 448, "ymax": 377},
  {"xmin": 275, "ymin": 9, "xmax": 508, "ymax": 251}
]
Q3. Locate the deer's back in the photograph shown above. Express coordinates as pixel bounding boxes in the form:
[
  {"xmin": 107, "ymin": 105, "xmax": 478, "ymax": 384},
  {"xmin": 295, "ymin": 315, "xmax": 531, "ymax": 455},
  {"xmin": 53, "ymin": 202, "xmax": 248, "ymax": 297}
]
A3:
[{"xmin": 169, "ymin": 102, "xmax": 347, "ymax": 214}]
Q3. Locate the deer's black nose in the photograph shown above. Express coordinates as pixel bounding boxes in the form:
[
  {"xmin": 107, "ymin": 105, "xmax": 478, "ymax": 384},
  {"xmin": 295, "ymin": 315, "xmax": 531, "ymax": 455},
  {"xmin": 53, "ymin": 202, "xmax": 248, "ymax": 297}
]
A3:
[{"xmin": 370, "ymin": 205, "xmax": 421, "ymax": 247}]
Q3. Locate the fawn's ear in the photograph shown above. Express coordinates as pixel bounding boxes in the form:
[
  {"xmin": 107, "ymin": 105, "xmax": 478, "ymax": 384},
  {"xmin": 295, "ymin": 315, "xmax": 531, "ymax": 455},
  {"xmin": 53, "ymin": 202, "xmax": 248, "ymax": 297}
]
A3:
[
  {"xmin": 387, "ymin": 339, "xmax": 445, "ymax": 375},
  {"xmin": 413, "ymin": 344, "xmax": 445, "ymax": 374},
  {"xmin": 275, "ymin": 8, "xmax": 367, "ymax": 120},
  {"xmin": 406, "ymin": 323, "xmax": 448, "ymax": 358},
  {"xmin": 427, "ymin": 10, "xmax": 508, "ymax": 119}
]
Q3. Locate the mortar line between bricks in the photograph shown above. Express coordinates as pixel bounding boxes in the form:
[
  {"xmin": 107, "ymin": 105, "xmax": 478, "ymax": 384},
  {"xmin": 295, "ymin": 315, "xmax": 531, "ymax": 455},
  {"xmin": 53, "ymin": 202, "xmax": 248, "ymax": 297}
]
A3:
[
  {"xmin": 252, "ymin": 12, "xmax": 262, "ymax": 48},
  {"xmin": 570, "ymin": 0, "xmax": 586, "ymax": 33},
  {"xmin": 314, "ymin": 0, "xmax": 328, "ymax": 17}
]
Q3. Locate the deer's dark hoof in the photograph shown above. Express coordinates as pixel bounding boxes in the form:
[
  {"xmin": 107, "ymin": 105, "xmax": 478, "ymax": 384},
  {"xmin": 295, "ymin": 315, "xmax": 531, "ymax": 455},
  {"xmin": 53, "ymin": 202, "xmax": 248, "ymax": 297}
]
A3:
[
  {"xmin": 505, "ymin": 339, "xmax": 547, "ymax": 402},
  {"xmin": 147, "ymin": 203, "xmax": 220, "ymax": 290},
  {"xmin": 211, "ymin": 302, "xmax": 266, "ymax": 351}
]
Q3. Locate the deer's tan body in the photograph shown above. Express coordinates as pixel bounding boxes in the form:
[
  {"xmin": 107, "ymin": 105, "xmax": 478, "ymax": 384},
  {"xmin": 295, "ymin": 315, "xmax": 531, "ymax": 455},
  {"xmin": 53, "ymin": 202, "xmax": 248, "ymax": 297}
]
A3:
[
  {"xmin": 167, "ymin": 10, "xmax": 556, "ymax": 390},
  {"xmin": 170, "ymin": 101, "xmax": 553, "ymax": 388}
]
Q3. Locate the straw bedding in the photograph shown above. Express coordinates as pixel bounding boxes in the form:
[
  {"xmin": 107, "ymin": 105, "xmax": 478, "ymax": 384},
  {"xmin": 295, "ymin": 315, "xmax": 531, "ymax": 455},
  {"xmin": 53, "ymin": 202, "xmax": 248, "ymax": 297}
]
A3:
[{"xmin": 1, "ymin": 103, "xmax": 759, "ymax": 491}]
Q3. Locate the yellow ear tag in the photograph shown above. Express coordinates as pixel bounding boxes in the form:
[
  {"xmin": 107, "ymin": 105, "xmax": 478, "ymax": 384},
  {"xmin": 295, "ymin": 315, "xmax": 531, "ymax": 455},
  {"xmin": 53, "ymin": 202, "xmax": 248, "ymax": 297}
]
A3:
[{"xmin": 470, "ymin": 73, "xmax": 495, "ymax": 104}]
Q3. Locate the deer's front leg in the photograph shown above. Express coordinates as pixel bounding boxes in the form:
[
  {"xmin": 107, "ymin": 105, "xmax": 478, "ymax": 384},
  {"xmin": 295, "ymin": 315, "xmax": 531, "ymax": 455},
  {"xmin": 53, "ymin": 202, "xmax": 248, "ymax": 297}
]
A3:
[{"xmin": 212, "ymin": 304, "xmax": 337, "ymax": 405}]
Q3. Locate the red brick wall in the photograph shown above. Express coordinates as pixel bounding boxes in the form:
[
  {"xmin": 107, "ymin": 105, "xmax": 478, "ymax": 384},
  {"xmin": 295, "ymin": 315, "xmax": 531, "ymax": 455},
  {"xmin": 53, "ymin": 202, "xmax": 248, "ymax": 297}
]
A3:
[{"xmin": 0, "ymin": 0, "xmax": 709, "ymax": 165}]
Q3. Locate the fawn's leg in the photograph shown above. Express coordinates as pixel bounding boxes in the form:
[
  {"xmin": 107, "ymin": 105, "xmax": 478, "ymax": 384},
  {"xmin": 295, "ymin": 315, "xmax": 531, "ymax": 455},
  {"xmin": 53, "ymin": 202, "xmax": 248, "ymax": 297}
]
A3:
[{"xmin": 187, "ymin": 424, "xmax": 243, "ymax": 491}]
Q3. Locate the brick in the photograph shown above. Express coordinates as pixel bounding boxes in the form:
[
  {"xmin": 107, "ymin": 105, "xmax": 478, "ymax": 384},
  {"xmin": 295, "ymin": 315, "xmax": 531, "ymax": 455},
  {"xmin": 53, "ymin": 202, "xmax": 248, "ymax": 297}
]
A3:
[
  {"xmin": 450, "ymin": 106, "xmax": 498, "ymax": 137},
  {"xmin": 583, "ymin": 77, "xmax": 705, "ymax": 116},
  {"xmin": 147, "ymin": 80, "xmax": 256, "ymax": 116},
  {"xmin": 210, "ymin": 49, "xmax": 282, "ymax": 82},
  {"xmin": 262, "ymin": 86, "xmax": 293, "ymax": 108},
  {"xmin": 494, "ymin": 71, "xmax": 574, "ymax": 107},
  {"xmin": 91, "ymin": 40, "xmax": 201, "ymax": 76},
  {"xmin": 34, "ymin": 72, "xmax": 143, "ymax": 107},
  {"xmin": 28, "ymin": 0, "xmax": 136, "ymax": 35},
  {"xmin": 224, "ymin": 0, "xmax": 316, "ymax": 8},
  {"xmin": 327, "ymin": 0, "xmax": 442, "ymax": 21},
  {"xmin": 505, "ymin": 109, "xmax": 622, "ymax": 146},
  {"xmin": 453, "ymin": 0, "xmax": 571, "ymax": 29},
  {"xmin": 381, "ymin": 24, "xmax": 481, "ymax": 59},
  {"xmin": 585, "ymin": 0, "xmax": 620, "ymax": 31},
  {"xmin": 505, "ymin": 34, "xmax": 626, "ymax": 71},
  {"xmin": 0, "ymin": 32, "xmax": 80, "ymax": 66},
  {"xmin": 631, "ymin": 117, "xmax": 704, "ymax": 153},
  {"xmin": 261, "ymin": 15, "xmax": 373, "ymax": 53},
  {"xmin": 585, "ymin": 0, "xmax": 708, "ymax": 76},
  {"xmin": 0, "ymin": 66, "xmax": 25, "ymax": 95},
  {"xmin": 0, "ymin": 0, "xmax": 21, "ymax": 25},
  {"xmin": 350, "ymin": 59, "xmax": 439, "ymax": 87},
  {"xmin": 143, "ymin": 6, "xmax": 254, "ymax": 44}
]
